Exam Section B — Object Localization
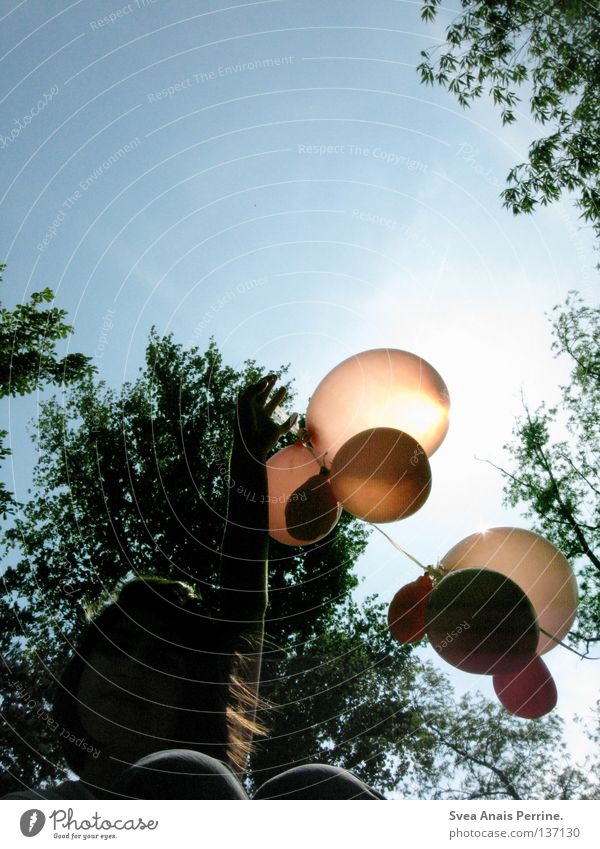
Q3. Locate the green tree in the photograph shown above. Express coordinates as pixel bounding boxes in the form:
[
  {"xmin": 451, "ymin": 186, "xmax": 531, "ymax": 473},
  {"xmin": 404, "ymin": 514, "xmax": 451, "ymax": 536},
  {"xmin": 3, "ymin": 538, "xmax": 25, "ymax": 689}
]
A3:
[
  {"xmin": 0, "ymin": 331, "xmax": 368, "ymax": 794},
  {"xmin": 2, "ymin": 328, "xmax": 595, "ymax": 799},
  {"xmin": 493, "ymin": 293, "xmax": 599, "ymax": 650},
  {"xmin": 0, "ymin": 263, "xmax": 91, "ymax": 516},
  {"xmin": 252, "ymin": 596, "xmax": 415, "ymax": 793},
  {"xmin": 580, "ymin": 698, "xmax": 600, "ymax": 796},
  {"xmin": 408, "ymin": 685, "xmax": 594, "ymax": 800},
  {"xmin": 255, "ymin": 598, "xmax": 596, "ymax": 800},
  {"xmin": 2, "ymin": 331, "xmax": 366, "ymax": 649},
  {"xmin": 1, "ymin": 263, "xmax": 91, "ymax": 791},
  {"xmin": 418, "ymin": 1, "xmax": 600, "ymax": 239}
]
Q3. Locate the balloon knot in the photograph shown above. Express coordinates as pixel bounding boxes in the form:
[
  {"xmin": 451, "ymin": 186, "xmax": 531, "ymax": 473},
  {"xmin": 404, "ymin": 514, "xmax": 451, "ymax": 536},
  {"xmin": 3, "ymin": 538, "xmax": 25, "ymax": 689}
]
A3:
[
  {"xmin": 297, "ymin": 427, "xmax": 312, "ymax": 445},
  {"xmin": 426, "ymin": 561, "xmax": 447, "ymax": 584}
]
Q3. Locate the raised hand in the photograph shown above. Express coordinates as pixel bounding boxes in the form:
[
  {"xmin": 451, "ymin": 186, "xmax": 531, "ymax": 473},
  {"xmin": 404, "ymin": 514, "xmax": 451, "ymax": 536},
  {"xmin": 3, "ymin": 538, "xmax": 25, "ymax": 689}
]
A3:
[{"xmin": 235, "ymin": 374, "xmax": 298, "ymax": 461}]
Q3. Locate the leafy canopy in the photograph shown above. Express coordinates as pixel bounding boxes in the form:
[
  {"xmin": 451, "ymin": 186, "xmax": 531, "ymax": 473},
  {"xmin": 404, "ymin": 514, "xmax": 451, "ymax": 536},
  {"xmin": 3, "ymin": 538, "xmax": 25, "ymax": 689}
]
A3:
[
  {"xmin": 0, "ymin": 265, "xmax": 91, "ymax": 398},
  {"xmin": 2, "ymin": 325, "xmax": 598, "ymax": 798},
  {"xmin": 256, "ymin": 596, "xmax": 598, "ymax": 800},
  {"xmin": 497, "ymin": 293, "xmax": 600, "ymax": 650},
  {"xmin": 0, "ymin": 264, "xmax": 91, "ymax": 517},
  {"xmin": 2, "ymin": 332, "xmax": 369, "ymax": 659},
  {"xmin": 419, "ymin": 1, "xmax": 600, "ymax": 238}
]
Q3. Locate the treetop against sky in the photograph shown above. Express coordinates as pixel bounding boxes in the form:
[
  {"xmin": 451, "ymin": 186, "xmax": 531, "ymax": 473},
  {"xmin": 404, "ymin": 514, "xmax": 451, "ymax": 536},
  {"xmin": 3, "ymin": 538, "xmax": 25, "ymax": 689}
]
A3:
[{"xmin": 1, "ymin": 0, "xmax": 599, "ymax": 790}]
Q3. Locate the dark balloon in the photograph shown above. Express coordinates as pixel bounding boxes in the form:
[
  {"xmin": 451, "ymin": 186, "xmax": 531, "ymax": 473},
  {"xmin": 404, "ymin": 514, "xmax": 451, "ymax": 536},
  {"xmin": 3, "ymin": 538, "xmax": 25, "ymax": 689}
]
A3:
[
  {"xmin": 285, "ymin": 472, "xmax": 341, "ymax": 542},
  {"xmin": 441, "ymin": 527, "xmax": 578, "ymax": 656},
  {"xmin": 493, "ymin": 656, "xmax": 558, "ymax": 719},
  {"xmin": 267, "ymin": 443, "xmax": 337, "ymax": 546},
  {"xmin": 426, "ymin": 568, "xmax": 539, "ymax": 675}
]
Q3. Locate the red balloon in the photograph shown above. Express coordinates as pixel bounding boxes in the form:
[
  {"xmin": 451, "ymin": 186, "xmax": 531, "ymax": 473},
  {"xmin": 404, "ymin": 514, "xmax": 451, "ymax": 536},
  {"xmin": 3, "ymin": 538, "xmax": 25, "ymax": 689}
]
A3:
[
  {"xmin": 388, "ymin": 575, "xmax": 433, "ymax": 644},
  {"xmin": 493, "ymin": 656, "xmax": 558, "ymax": 719}
]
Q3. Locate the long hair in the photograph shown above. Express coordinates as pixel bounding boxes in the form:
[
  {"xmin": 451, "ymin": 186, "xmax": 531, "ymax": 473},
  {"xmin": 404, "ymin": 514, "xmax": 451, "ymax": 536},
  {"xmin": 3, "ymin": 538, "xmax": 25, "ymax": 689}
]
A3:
[{"xmin": 52, "ymin": 577, "xmax": 266, "ymax": 777}]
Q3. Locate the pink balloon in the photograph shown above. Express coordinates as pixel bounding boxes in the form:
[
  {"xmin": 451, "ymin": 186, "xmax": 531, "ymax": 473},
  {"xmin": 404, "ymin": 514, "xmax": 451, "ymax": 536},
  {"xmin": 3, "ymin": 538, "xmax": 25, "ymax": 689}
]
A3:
[
  {"xmin": 306, "ymin": 348, "xmax": 450, "ymax": 465},
  {"xmin": 266, "ymin": 444, "xmax": 341, "ymax": 546},
  {"xmin": 493, "ymin": 656, "xmax": 558, "ymax": 719}
]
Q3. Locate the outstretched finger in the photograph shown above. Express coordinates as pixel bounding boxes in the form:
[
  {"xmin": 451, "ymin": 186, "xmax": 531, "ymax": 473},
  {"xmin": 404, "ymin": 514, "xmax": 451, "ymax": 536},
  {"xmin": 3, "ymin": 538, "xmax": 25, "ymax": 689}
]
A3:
[
  {"xmin": 242, "ymin": 374, "xmax": 276, "ymax": 400},
  {"xmin": 265, "ymin": 385, "xmax": 286, "ymax": 415},
  {"xmin": 278, "ymin": 412, "xmax": 299, "ymax": 436},
  {"xmin": 256, "ymin": 375, "xmax": 276, "ymax": 394}
]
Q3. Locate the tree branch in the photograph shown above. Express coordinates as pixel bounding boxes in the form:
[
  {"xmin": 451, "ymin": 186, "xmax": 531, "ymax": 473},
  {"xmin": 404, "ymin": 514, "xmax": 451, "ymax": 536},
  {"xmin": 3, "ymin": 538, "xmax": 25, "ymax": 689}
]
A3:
[
  {"xmin": 560, "ymin": 451, "xmax": 600, "ymax": 500},
  {"xmin": 557, "ymin": 335, "xmax": 600, "ymax": 383},
  {"xmin": 523, "ymin": 405, "xmax": 600, "ymax": 573},
  {"xmin": 424, "ymin": 718, "xmax": 521, "ymax": 800}
]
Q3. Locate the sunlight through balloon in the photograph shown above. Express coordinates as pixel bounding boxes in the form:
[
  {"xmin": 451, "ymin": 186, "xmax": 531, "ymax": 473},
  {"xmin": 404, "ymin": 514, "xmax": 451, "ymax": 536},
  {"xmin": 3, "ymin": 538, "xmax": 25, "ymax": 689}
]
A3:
[
  {"xmin": 441, "ymin": 528, "xmax": 578, "ymax": 654},
  {"xmin": 329, "ymin": 428, "xmax": 431, "ymax": 523},
  {"xmin": 266, "ymin": 443, "xmax": 340, "ymax": 546},
  {"xmin": 306, "ymin": 348, "xmax": 450, "ymax": 465}
]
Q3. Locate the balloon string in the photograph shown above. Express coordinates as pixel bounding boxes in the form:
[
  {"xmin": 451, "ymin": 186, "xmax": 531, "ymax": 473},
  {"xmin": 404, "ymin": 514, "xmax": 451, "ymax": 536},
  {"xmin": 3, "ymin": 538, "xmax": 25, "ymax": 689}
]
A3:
[
  {"xmin": 369, "ymin": 533, "xmax": 597, "ymax": 660},
  {"xmin": 538, "ymin": 628, "xmax": 600, "ymax": 660},
  {"xmin": 371, "ymin": 525, "xmax": 429, "ymax": 572}
]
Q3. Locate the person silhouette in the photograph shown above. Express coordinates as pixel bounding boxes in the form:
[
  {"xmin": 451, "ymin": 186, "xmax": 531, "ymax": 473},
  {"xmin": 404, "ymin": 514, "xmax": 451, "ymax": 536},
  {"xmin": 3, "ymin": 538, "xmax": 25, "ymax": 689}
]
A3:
[{"xmin": 3, "ymin": 376, "xmax": 383, "ymax": 800}]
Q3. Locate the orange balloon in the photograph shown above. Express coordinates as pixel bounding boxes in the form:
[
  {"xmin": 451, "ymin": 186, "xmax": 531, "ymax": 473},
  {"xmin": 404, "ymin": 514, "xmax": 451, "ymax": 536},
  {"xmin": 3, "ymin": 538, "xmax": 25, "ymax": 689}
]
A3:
[
  {"xmin": 267, "ymin": 444, "xmax": 339, "ymax": 546},
  {"xmin": 441, "ymin": 528, "xmax": 578, "ymax": 655},
  {"xmin": 306, "ymin": 348, "xmax": 450, "ymax": 465},
  {"xmin": 493, "ymin": 656, "xmax": 557, "ymax": 719},
  {"xmin": 329, "ymin": 428, "xmax": 431, "ymax": 523},
  {"xmin": 285, "ymin": 472, "xmax": 342, "ymax": 543},
  {"xmin": 426, "ymin": 569, "xmax": 539, "ymax": 675}
]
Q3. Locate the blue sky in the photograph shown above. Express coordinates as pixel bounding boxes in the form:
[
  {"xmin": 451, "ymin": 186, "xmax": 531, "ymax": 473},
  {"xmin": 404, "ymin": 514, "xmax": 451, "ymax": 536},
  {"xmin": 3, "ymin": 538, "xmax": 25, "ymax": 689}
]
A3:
[{"xmin": 2, "ymin": 0, "xmax": 599, "ymax": 776}]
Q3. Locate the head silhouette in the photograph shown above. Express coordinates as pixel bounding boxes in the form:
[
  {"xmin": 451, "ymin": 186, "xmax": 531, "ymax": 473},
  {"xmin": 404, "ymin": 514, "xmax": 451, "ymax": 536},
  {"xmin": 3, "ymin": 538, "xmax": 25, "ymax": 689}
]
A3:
[{"xmin": 52, "ymin": 577, "xmax": 262, "ymax": 779}]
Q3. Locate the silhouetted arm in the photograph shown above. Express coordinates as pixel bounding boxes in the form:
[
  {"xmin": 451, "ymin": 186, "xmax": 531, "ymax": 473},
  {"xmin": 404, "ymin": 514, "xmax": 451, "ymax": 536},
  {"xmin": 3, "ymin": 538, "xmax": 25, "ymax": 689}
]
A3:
[{"xmin": 219, "ymin": 375, "xmax": 296, "ymax": 721}]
